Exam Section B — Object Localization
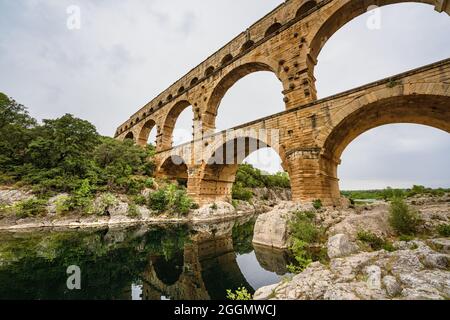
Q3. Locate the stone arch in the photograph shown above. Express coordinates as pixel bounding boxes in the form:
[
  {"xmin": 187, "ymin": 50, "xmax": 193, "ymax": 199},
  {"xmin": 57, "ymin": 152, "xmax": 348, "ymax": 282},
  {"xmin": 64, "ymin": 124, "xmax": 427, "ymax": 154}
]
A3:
[
  {"xmin": 309, "ymin": 0, "xmax": 443, "ymax": 71},
  {"xmin": 161, "ymin": 100, "xmax": 194, "ymax": 150},
  {"xmin": 195, "ymin": 136, "xmax": 288, "ymax": 203},
  {"xmin": 124, "ymin": 131, "xmax": 134, "ymax": 141},
  {"xmin": 221, "ymin": 54, "xmax": 234, "ymax": 66},
  {"xmin": 190, "ymin": 77, "xmax": 199, "ymax": 86},
  {"xmin": 313, "ymin": 85, "xmax": 450, "ymax": 205},
  {"xmin": 321, "ymin": 88, "xmax": 450, "ymax": 161},
  {"xmin": 137, "ymin": 119, "xmax": 157, "ymax": 147},
  {"xmin": 204, "ymin": 61, "xmax": 282, "ymax": 131},
  {"xmin": 205, "ymin": 66, "xmax": 215, "ymax": 77},
  {"xmin": 296, "ymin": 0, "xmax": 317, "ymax": 18},
  {"xmin": 241, "ymin": 40, "xmax": 255, "ymax": 53},
  {"xmin": 264, "ymin": 22, "xmax": 282, "ymax": 37},
  {"xmin": 158, "ymin": 154, "xmax": 189, "ymax": 185}
]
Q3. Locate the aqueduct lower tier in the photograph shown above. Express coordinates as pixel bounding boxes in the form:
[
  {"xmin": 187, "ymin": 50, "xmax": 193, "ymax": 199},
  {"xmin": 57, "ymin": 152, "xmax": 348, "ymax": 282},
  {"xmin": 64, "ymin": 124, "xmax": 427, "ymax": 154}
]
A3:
[{"xmin": 152, "ymin": 59, "xmax": 450, "ymax": 206}]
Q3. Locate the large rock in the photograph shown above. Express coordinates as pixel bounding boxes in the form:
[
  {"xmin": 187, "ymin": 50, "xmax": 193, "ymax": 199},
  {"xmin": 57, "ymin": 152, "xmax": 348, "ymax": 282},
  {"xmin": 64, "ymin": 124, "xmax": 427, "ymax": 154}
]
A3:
[
  {"xmin": 190, "ymin": 201, "xmax": 236, "ymax": 221},
  {"xmin": 255, "ymin": 240, "xmax": 450, "ymax": 300},
  {"xmin": 327, "ymin": 234, "xmax": 359, "ymax": 259},
  {"xmin": 252, "ymin": 201, "xmax": 314, "ymax": 249},
  {"xmin": 0, "ymin": 188, "xmax": 34, "ymax": 205},
  {"xmin": 327, "ymin": 206, "xmax": 393, "ymax": 240}
]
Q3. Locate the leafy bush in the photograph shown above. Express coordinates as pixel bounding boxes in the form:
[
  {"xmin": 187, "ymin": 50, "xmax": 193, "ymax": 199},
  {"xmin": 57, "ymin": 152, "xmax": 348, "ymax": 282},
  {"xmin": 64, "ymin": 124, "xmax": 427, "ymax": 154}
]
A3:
[
  {"xmin": 234, "ymin": 163, "xmax": 290, "ymax": 189},
  {"xmin": 148, "ymin": 184, "xmax": 192, "ymax": 215},
  {"xmin": 127, "ymin": 203, "xmax": 140, "ymax": 218},
  {"xmin": 172, "ymin": 189, "xmax": 193, "ymax": 215},
  {"xmin": 94, "ymin": 193, "xmax": 118, "ymax": 216},
  {"xmin": 357, "ymin": 230, "xmax": 395, "ymax": 252},
  {"xmin": 54, "ymin": 195, "xmax": 71, "ymax": 215},
  {"xmin": 148, "ymin": 189, "xmax": 169, "ymax": 213},
  {"xmin": 287, "ymin": 239, "xmax": 313, "ymax": 273},
  {"xmin": 226, "ymin": 287, "xmax": 252, "ymax": 301},
  {"xmin": 14, "ymin": 198, "xmax": 48, "ymax": 218},
  {"xmin": 232, "ymin": 182, "xmax": 253, "ymax": 201},
  {"xmin": 389, "ymin": 197, "xmax": 420, "ymax": 236},
  {"xmin": 287, "ymin": 211, "xmax": 326, "ymax": 273},
  {"xmin": 133, "ymin": 195, "xmax": 147, "ymax": 206},
  {"xmin": 313, "ymin": 199, "xmax": 323, "ymax": 210},
  {"xmin": 437, "ymin": 224, "xmax": 450, "ymax": 237},
  {"xmin": 289, "ymin": 211, "xmax": 321, "ymax": 244}
]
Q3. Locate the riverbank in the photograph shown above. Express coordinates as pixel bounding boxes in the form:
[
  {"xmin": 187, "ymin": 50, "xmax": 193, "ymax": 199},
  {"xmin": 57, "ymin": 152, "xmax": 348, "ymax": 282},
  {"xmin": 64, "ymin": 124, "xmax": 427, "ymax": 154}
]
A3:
[
  {"xmin": 253, "ymin": 194, "xmax": 450, "ymax": 300},
  {"xmin": 0, "ymin": 186, "xmax": 289, "ymax": 231}
]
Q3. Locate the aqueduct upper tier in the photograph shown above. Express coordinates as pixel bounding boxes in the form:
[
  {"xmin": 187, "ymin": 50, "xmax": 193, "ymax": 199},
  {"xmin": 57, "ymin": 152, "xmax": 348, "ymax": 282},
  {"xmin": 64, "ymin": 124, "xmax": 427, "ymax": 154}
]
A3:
[{"xmin": 115, "ymin": 0, "xmax": 450, "ymax": 206}]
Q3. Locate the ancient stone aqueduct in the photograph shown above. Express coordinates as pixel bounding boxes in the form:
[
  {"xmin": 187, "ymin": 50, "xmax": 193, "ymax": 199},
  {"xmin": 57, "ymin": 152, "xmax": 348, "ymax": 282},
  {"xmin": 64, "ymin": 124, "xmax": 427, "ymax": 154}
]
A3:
[{"xmin": 115, "ymin": 0, "xmax": 450, "ymax": 206}]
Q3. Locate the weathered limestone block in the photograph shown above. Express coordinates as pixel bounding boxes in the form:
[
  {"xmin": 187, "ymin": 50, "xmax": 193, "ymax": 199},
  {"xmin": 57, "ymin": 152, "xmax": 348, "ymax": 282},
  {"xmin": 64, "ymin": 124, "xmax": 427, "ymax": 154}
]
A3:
[
  {"xmin": 252, "ymin": 201, "xmax": 313, "ymax": 249},
  {"xmin": 327, "ymin": 234, "xmax": 359, "ymax": 259}
]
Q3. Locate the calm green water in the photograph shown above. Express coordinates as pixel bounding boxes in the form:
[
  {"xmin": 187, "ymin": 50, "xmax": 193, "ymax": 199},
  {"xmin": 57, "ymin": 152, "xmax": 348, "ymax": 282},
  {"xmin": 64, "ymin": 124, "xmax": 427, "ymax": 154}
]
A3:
[{"xmin": 0, "ymin": 215, "xmax": 293, "ymax": 300}]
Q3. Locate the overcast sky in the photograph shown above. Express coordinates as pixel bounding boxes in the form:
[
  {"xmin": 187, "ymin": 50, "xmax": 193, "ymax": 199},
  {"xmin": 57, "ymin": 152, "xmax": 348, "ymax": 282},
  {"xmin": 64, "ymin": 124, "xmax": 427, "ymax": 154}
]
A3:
[{"xmin": 1, "ymin": 0, "xmax": 449, "ymax": 190}]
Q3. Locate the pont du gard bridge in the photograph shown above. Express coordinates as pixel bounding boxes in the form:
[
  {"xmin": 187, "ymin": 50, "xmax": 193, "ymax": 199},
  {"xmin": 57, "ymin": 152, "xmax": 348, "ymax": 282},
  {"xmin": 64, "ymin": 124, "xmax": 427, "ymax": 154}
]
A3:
[{"xmin": 115, "ymin": 0, "xmax": 450, "ymax": 206}]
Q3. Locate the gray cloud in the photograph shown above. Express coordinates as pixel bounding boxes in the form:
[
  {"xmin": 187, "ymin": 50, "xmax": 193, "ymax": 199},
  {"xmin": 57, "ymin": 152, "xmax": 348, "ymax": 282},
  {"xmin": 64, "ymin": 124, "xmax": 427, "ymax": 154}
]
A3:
[{"xmin": 0, "ymin": 1, "xmax": 449, "ymax": 189}]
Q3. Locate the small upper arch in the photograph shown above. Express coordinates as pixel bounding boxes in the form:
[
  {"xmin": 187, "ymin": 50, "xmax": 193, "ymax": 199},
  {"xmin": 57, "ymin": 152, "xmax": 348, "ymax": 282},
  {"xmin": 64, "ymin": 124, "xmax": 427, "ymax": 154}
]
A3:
[
  {"xmin": 264, "ymin": 22, "xmax": 282, "ymax": 37},
  {"xmin": 221, "ymin": 54, "xmax": 234, "ymax": 66},
  {"xmin": 205, "ymin": 66, "xmax": 215, "ymax": 77},
  {"xmin": 296, "ymin": 0, "xmax": 317, "ymax": 18},
  {"xmin": 241, "ymin": 40, "xmax": 255, "ymax": 53}
]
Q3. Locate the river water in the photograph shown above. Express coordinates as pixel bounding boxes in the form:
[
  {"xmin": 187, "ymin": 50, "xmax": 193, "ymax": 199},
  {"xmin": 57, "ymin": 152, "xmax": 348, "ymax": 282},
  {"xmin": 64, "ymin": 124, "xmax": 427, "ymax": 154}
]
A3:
[{"xmin": 0, "ymin": 215, "xmax": 293, "ymax": 300}]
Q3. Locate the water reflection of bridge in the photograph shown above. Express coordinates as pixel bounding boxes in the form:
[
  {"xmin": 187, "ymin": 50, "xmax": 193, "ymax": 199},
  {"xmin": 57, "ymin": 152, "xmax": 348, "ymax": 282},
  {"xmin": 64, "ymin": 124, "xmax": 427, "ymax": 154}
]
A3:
[{"xmin": 140, "ymin": 217, "xmax": 291, "ymax": 300}]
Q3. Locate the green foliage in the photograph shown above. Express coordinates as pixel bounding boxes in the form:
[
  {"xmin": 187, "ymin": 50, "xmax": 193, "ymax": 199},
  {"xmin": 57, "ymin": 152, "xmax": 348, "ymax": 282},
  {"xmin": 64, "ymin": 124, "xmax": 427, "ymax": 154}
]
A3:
[
  {"xmin": 399, "ymin": 235, "xmax": 415, "ymax": 242},
  {"xmin": 287, "ymin": 239, "xmax": 313, "ymax": 273},
  {"xmin": 234, "ymin": 163, "xmax": 290, "ymax": 189},
  {"xmin": 232, "ymin": 218, "xmax": 256, "ymax": 255},
  {"xmin": 54, "ymin": 195, "xmax": 71, "ymax": 215},
  {"xmin": 357, "ymin": 230, "xmax": 395, "ymax": 252},
  {"xmin": 342, "ymin": 186, "xmax": 450, "ymax": 201},
  {"xmin": 313, "ymin": 199, "xmax": 323, "ymax": 210},
  {"xmin": 94, "ymin": 193, "xmax": 118, "ymax": 216},
  {"xmin": 289, "ymin": 211, "xmax": 321, "ymax": 244},
  {"xmin": 232, "ymin": 182, "xmax": 253, "ymax": 201},
  {"xmin": 287, "ymin": 211, "xmax": 326, "ymax": 274},
  {"xmin": 226, "ymin": 287, "xmax": 252, "ymax": 301},
  {"xmin": 173, "ymin": 189, "xmax": 193, "ymax": 215},
  {"xmin": 148, "ymin": 189, "xmax": 169, "ymax": 213},
  {"xmin": 437, "ymin": 224, "xmax": 450, "ymax": 237},
  {"xmin": 210, "ymin": 203, "xmax": 218, "ymax": 210},
  {"xmin": 148, "ymin": 184, "xmax": 192, "ymax": 215},
  {"xmin": 127, "ymin": 203, "xmax": 140, "ymax": 218},
  {"xmin": 0, "ymin": 94, "xmax": 157, "ymax": 209},
  {"xmin": 389, "ymin": 197, "xmax": 420, "ymax": 236},
  {"xmin": 133, "ymin": 195, "xmax": 147, "ymax": 206},
  {"xmin": 14, "ymin": 198, "xmax": 48, "ymax": 218}
]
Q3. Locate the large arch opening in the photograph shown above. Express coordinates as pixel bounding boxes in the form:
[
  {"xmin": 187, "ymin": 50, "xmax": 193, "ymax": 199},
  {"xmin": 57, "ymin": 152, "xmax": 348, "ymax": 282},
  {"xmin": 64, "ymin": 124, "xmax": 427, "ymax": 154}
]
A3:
[
  {"xmin": 198, "ymin": 136, "xmax": 289, "ymax": 203},
  {"xmin": 205, "ymin": 62, "xmax": 284, "ymax": 133},
  {"xmin": 313, "ymin": 2, "xmax": 450, "ymax": 98},
  {"xmin": 138, "ymin": 119, "xmax": 157, "ymax": 147},
  {"xmin": 161, "ymin": 100, "xmax": 194, "ymax": 149},
  {"xmin": 321, "ymin": 94, "xmax": 450, "ymax": 201},
  {"xmin": 124, "ymin": 132, "xmax": 134, "ymax": 142},
  {"xmin": 158, "ymin": 155, "xmax": 188, "ymax": 186},
  {"xmin": 296, "ymin": 0, "xmax": 317, "ymax": 18},
  {"xmin": 339, "ymin": 124, "xmax": 450, "ymax": 190}
]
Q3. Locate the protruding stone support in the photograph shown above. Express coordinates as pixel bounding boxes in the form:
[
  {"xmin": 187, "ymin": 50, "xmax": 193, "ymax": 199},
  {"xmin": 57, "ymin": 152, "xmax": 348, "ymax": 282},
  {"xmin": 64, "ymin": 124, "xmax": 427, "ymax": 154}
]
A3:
[
  {"xmin": 285, "ymin": 147, "xmax": 341, "ymax": 207},
  {"xmin": 435, "ymin": 0, "xmax": 450, "ymax": 14}
]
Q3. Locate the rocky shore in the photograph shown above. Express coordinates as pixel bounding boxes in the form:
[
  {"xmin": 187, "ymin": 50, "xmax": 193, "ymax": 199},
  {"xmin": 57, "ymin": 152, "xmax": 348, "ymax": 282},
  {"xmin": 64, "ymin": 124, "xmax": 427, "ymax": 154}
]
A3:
[
  {"xmin": 253, "ymin": 195, "xmax": 450, "ymax": 300},
  {"xmin": 0, "ymin": 187, "xmax": 287, "ymax": 231}
]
